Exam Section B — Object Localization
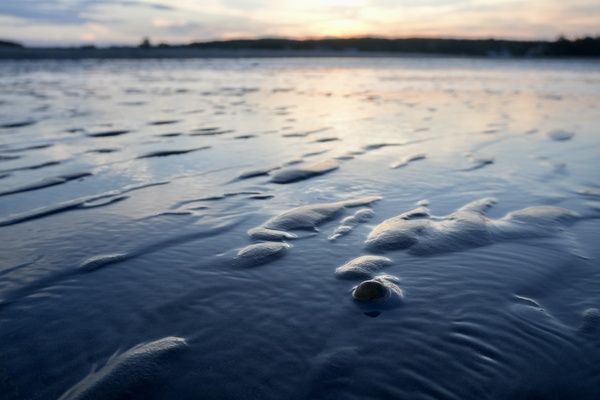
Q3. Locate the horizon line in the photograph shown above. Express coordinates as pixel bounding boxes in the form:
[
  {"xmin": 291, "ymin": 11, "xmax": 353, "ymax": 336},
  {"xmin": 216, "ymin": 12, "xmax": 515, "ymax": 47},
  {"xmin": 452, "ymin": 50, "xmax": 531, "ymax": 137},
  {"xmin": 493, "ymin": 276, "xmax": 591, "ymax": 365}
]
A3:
[{"xmin": 4, "ymin": 33, "xmax": 599, "ymax": 49}]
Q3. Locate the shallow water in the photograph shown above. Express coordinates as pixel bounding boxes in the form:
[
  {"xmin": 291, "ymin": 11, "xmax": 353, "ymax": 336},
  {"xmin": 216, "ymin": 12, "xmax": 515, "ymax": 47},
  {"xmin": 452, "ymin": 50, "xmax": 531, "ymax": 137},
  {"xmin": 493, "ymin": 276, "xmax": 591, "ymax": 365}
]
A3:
[{"xmin": 1, "ymin": 57, "xmax": 599, "ymax": 399}]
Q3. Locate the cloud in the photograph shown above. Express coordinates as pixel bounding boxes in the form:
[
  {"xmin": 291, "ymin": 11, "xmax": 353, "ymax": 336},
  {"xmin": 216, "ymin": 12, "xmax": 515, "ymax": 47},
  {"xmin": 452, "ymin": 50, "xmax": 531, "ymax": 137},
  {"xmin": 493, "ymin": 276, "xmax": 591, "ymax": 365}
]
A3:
[
  {"xmin": 367, "ymin": 0, "xmax": 470, "ymax": 8},
  {"xmin": 0, "ymin": 1, "xmax": 86, "ymax": 24},
  {"xmin": 1, "ymin": 0, "xmax": 599, "ymax": 46},
  {"xmin": 120, "ymin": 1, "xmax": 175, "ymax": 11},
  {"xmin": 152, "ymin": 18, "xmax": 195, "ymax": 29},
  {"xmin": 218, "ymin": 0, "xmax": 268, "ymax": 10},
  {"xmin": 0, "ymin": 0, "xmax": 176, "ymax": 25}
]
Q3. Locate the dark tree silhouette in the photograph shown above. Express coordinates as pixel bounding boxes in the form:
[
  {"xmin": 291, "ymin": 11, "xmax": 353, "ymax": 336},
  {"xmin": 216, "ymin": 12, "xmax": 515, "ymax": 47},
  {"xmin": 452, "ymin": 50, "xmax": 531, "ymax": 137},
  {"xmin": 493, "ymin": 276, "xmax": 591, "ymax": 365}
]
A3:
[
  {"xmin": 185, "ymin": 36, "xmax": 600, "ymax": 57},
  {"xmin": 0, "ymin": 39, "xmax": 23, "ymax": 48},
  {"xmin": 139, "ymin": 37, "xmax": 152, "ymax": 48}
]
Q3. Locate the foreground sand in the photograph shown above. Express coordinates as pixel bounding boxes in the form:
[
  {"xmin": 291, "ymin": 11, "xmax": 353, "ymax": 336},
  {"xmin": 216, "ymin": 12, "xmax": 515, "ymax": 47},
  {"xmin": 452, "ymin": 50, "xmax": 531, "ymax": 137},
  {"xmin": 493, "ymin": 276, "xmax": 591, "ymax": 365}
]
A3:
[{"xmin": 1, "ymin": 57, "xmax": 599, "ymax": 399}]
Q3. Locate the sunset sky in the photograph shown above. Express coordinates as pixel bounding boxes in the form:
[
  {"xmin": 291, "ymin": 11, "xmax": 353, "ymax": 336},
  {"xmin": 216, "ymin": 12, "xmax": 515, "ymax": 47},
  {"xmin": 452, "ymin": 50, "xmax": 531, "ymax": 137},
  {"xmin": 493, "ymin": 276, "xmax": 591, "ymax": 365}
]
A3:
[{"xmin": 1, "ymin": 0, "xmax": 599, "ymax": 47}]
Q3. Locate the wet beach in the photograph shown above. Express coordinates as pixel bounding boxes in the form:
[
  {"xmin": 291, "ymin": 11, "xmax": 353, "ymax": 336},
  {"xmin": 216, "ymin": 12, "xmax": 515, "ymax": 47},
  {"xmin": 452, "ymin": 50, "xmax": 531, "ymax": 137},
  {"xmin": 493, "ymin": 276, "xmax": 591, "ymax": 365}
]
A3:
[{"xmin": 1, "ymin": 57, "xmax": 600, "ymax": 399}]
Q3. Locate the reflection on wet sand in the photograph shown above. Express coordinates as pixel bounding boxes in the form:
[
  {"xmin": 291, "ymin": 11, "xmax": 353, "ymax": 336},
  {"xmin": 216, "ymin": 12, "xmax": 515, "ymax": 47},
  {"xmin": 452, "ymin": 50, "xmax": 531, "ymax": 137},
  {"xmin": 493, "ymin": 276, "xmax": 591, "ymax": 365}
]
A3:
[{"xmin": 0, "ymin": 58, "xmax": 599, "ymax": 400}]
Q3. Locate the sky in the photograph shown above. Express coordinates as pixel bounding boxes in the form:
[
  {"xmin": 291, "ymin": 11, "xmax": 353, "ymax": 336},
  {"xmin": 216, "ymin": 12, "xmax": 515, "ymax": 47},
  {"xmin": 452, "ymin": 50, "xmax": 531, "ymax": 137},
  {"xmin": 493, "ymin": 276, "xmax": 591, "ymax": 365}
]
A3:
[{"xmin": 0, "ymin": 0, "xmax": 599, "ymax": 47}]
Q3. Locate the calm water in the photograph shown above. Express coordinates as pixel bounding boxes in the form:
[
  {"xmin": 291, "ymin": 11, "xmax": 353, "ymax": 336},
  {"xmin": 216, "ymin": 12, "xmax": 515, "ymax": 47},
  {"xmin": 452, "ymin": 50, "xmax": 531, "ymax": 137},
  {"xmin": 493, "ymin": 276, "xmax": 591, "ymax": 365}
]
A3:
[{"xmin": 1, "ymin": 58, "xmax": 600, "ymax": 399}]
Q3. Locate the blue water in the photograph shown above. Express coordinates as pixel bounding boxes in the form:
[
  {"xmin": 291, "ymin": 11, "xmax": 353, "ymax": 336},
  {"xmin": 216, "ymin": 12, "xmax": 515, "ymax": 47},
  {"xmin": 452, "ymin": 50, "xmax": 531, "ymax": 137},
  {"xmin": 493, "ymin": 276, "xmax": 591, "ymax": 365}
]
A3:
[{"xmin": 1, "ymin": 57, "xmax": 599, "ymax": 399}]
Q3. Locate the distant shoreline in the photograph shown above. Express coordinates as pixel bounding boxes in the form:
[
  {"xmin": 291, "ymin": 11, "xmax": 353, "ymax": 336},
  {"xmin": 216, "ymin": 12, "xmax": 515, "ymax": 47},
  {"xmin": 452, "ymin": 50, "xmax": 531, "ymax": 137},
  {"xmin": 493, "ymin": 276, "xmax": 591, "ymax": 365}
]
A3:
[
  {"xmin": 1, "ymin": 36, "xmax": 599, "ymax": 60},
  {"xmin": 0, "ymin": 47, "xmax": 438, "ymax": 60},
  {"xmin": 1, "ymin": 47, "xmax": 598, "ymax": 60}
]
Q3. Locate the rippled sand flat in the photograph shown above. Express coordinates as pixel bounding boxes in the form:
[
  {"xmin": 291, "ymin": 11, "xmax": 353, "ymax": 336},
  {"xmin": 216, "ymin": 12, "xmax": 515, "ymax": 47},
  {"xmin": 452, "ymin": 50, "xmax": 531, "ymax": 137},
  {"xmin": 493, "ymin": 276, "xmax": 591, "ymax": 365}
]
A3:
[{"xmin": 1, "ymin": 58, "xmax": 599, "ymax": 400}]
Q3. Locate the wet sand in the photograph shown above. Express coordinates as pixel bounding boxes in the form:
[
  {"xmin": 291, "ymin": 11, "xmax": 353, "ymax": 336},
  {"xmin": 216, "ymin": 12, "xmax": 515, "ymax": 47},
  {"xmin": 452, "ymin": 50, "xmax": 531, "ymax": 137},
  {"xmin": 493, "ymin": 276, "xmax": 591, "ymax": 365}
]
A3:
[{"xmin": 1, "ymin": 57, "xmax": 599, "ymax": 399}]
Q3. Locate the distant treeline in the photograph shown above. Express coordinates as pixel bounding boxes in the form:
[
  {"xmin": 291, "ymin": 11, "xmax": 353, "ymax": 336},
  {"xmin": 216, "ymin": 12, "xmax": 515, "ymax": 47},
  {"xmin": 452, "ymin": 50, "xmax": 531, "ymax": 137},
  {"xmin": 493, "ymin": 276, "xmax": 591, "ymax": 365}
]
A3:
[
  {"xmin": 183, "ymin": 37, "xmax": 600, "ymax": 57},
  {"xmin": 1, "ymin": 36, "xmax": 599, "ymax": 57},
  {"xmin": 0, "ymin": 39, "xmax": 23, "ymax": 48}
]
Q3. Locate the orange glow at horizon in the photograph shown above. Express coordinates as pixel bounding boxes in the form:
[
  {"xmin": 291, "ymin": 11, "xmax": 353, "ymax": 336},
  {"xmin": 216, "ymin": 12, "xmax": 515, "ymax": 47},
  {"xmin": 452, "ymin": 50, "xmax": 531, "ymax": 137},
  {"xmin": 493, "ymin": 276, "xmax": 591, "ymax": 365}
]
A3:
[{"xmin": 306, "ymin": 20, "xmax": 372, "ymax": 39}]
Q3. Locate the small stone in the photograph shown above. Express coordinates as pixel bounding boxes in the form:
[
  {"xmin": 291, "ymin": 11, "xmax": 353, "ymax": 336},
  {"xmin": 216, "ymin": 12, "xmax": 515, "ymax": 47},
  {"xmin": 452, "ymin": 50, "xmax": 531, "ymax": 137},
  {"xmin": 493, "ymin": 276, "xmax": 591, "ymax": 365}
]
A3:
[{"xmin": 352, "ymin": 280, "xmax": 388, "ymax": 301}]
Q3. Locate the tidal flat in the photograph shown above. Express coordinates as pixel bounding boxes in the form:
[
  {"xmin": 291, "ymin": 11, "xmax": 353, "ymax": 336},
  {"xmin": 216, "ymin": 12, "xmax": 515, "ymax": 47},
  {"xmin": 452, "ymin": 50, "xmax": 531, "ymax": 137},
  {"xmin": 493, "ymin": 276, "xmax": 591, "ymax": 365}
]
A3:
[{"xmin": 1, "ymin": 57, "xmax": 599, "ymax": 399}]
